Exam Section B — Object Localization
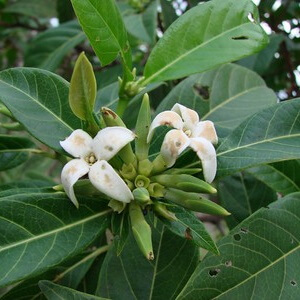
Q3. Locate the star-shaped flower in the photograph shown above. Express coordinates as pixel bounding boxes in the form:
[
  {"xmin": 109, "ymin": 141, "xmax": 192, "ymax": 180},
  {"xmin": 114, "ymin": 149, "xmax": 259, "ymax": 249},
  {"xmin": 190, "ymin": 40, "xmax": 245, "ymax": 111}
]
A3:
[
  {"xmin": 147, "ymin": 104, "xmax": 218, "ymax": 183},
  {"xmin": 60, "ymin": 127, "xmax": 135, "ymax": 207}
]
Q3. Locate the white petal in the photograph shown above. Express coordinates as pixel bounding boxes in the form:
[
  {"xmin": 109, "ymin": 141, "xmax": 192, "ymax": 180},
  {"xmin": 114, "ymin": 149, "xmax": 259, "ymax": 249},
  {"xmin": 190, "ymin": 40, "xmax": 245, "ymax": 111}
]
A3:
[
  {"xmin": 89, "ymin": 160, "xmax": 133, "ymax": 203},
  {"xmin": 60, "ymin": 129, "xmax": 93, "ymax": 158},
  {"xmin": 61, "ymin": 159, "xmax": 90, "ymax": 208},
  {"xmin": 189, "ymin": 138, "xmax": 217, "ymax": 183},
  {"xmin": 171, "ymin": 103, "xmax": 199, "ymax": 129},
  {"xmin": 160, "ymin": 129, "xmax": 190, "ymax": 167},
  {"xmin": 92, "ymin": 127, "xmax": 135, "ymax": 161},
  {"xmin": 193, "ymin": 121, "xmax": 218, "ymax": 144},
  {"xmin": 147, "ymin": 111, "xmax": 183, "ymax": 143}
]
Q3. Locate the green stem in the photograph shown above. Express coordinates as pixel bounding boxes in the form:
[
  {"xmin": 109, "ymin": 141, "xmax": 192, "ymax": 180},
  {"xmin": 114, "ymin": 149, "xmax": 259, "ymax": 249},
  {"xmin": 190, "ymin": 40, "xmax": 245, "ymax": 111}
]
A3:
[{"xmin": 116, "ymin": 97, "xmax": 129, "ymax": 117}]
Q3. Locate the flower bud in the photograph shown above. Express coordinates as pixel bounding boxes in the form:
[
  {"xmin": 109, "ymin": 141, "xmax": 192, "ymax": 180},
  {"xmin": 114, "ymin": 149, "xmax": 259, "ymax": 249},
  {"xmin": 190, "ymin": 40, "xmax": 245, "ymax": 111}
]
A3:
[
  {"xmin": 164, "ymin": 188, "xmax": 230, "ymax": 216},
  {"xmin": 120, "ymin": 163, "xmax": 137, "ymax": 180},
  {"xmin": 135, "ymin": 93, "xmax": 151, "ymax": 161},
  {"xmin": 101, "ymin": 107, "xmax": 136, "ymax": 165},
  {"xmin": 133, "ymin": 187, "xmax": 151, "ymax": 204},
  {"xmin": 154, "ymin": 203, "xmax": 177, "ymax": 221},
  {"xmin": 163, "ymin": 168, "xmax": 202, "ymax": 175},
  {"xmin": 152, "ymin": 174, "xmax": 217, "ymax": 194},
  {"xmin": 138, "ymin": 159, "xmax": 153, "ymax": 177},
  {"xmin": 129, "ymin": 201, "xmax": 154, "ymax": 260},
  {"xmin": 108, "ymin": 199, "xmax": 127, "ymax": 214}
]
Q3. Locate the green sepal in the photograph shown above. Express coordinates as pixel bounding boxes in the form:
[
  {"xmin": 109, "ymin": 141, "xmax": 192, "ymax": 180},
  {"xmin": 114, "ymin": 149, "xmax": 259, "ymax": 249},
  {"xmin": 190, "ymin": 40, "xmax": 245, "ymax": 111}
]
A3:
[
  {"xmin": 125, "ymin": 179, "xmax": 135, "ymax": 191},
  {"xmin": 129, "ymin": 201, "xmax": 154, "ymax": 260},
  {"xmin": 164, "ymin": 188, "xmax": 230, "ymax": 216},
  {"xmin": 135, "ymin": 175, "xmax": 150, "ymax": 189},
  {"xmin": 163, "ymin": 168, "xmax": 202, "ymax": 175},
  {"xmin": 133, "ymin": 187, "xmax": 151, "ymax": 204},
  {"xmin": 69, "ymin": 52, "xmax": 98, "ymax": 134},
  {"xmin": 138, "ymin": 159, "xmax": 153, "ymax": 177},
  {"xmin": 153, "ymin": 202, "xmax": 177, "ymax": 221},
  {"xmin": 151, "ymin": 154, "xmax": 168, "ymax": 174},
  {"xmin": 135, "ymin": 93, "xmax": 151, "ymax": 161},
  {"xmin": 108, "ymin": 199, "xmax": 127, "ymax": 214},
  {"xmin": 101, "ymin": 107, "xmax": 136, "ymax": 165},
  {"xmin": 120, "ymin": 163, "xmax": 137, "ymax": 180},
  {"xmin": 148, "ymin": 183, "xmax": 165, "ymax": 198},
  {"xmin": 152, "ymin": 174, "xmax": 217, "ymax": 194}
]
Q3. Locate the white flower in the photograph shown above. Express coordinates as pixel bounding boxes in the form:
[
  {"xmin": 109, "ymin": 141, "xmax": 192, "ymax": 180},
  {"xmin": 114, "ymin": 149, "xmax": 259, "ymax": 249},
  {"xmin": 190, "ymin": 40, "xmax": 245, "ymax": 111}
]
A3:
[
  {"xmin": 147, "ymin": 104, "xmax": 218, "ymax": 183},
  {"xmin": 60, "ymin": 128, "xmax": 135, "ymax": 208}
]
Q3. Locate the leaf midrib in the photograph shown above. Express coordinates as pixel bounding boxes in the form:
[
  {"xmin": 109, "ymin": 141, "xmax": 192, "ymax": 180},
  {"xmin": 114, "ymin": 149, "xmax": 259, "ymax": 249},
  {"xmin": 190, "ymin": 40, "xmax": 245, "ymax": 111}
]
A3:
[
  {"xmin": 0, "ymin": 209, "xmax": 111, "ymax": 253},
  {"xmin": 217, "ymin": 133, "xmax": 300, "ymax": 157},
  {"xmin": 0, "ymin": 76, "xmax": 74, "ymax": 131},
  {"xmin": 144, "ymin": 22, "xmax": 255, "ymax": 84}
]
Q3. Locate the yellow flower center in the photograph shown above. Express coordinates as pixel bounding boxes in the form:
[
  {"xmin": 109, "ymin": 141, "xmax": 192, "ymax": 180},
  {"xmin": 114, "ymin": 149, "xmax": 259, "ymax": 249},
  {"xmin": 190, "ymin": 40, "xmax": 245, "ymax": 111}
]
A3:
[{"xmin": 85, "ymin": 153, "xmax": 96, "ymax": 165}]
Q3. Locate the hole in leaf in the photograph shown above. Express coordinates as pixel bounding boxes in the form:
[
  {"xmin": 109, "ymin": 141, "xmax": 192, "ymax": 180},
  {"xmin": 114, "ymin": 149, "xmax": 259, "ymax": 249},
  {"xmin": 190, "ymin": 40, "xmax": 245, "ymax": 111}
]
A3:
[
  {"xmin": 290, "ymin": 280, "xmax": 297, "ymax": 286},
  {"xmin": 233, "ymin": 234, "xmax": 241, "ymax": 241},
  {"xmin": 248, "ymin": 12, "xmax": 255, "ymax": 23},
  {"xmin": 193, "ymin": 84, "xmax": 210, "ymax": 100},
  {"xmin": 209, "ymin": 269, "xmax": 220, "ymax": 277},
  {"xmin": 225, "ymin": 260, "xmax": 232, "ymax": 267},
  {"xmin": 232, "ymin": 36, "xmax": 249, "ymax": 40},
  {"xmin": 240, "ymin": 227, "xmax": 248, "ymax": 234}
]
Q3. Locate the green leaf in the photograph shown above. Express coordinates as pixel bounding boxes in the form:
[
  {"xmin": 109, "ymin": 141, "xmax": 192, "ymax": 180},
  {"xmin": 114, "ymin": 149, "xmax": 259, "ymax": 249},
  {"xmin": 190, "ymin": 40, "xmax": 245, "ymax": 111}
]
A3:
[
  {"xmin": 247, "ymin": 160, "xmax": 300, "ymax": 195},
  {"xmin": 0, "ymin": 135, "xmax": 35, "ymax": 171},
  {"xmin": 177, "ymin": 193, "xmax": 300, "ymax": 299},
  {"xmin": 142, "ymin": 0, "xmax": 268, "ymax": 84},
  {"xmin": 160, "ymin": 206, "xmax": 219, "ymax": 254},
  {"xmin": 156, "ymin": 63, "xmax": 277, "ymax": 134},
  {"xmin": 0, "ymin": 192, "xmax": 111, "ymax": 288},
  {"xmin": 69, "ymin": 52, "xmax": 97, "ymax": 121},
  {"xmin": 39, "ymin": 280, "xmax": 108, "ymax": 300},
  {"xmin": 0, "ymin": 68, "xmax": 82, "ymax": 152},
  {"xmin": 97, "ymin": 219, "xmax": 198, "ymax": 300},
  {"xmin": 124, "ymin": 0, "xmax": 158, "ymax": 45},
  {"xmin": 25, "ymin": 21, "xmax": 86, "ymax": 72},
  {"xmin": 238, "ymin": 34, "xmax": 284, "ymax": 75},
  {"xmin": 70, "ymin": 0, "xmax": 131, "ymax": 67},
  {"xmin": 216, "ymin": 99, "xmax": 300, "ymax": 177},
  {"xmin": 3, "ymin": 0, "xmax": 56, "ymax": 18},
  {"xmin": 218, "ymin": 172, "xmax": 276, "ymax": 228}
]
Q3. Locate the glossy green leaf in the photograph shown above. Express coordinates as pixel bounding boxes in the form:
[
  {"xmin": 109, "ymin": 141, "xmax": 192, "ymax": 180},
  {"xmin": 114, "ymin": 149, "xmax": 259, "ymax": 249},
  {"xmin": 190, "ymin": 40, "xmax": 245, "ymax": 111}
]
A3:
[
  {"xmin": 218, "ymin": 172, "xmax": 276, "ymax": 228},
  {"xmin": 0, "ymin": 68, "xmax": 82, "ymax": 152},
  {"xmin": 3, "ymin": 0, "xmax": 56, "ymax": 18},
  {"xmin": 69, "ymin": 52, "xmax": 97, "ymax": 121},
  {"xmin": 0, "ymin": 192, "xmax": 111, "ymax": 288},
  {"xmin": 25, "ymin": 21, "xmax": 85, "ymax": 72},
  {"xmin": 39, "ymin": 281, "xmax": 108, "ymax": 300},
  {"xmin": 247, "ymin": 160, "xmax": 300, "ymax": 195},
  {"xmin": 216, "ymin": 99, "xmax": 300, "ymax": 177},
  {"xmin": 160, "ymin": 206, "xmax": 219, "ymax": 254},
  {"xmin": 0, "ymin": 135, "xmax": 35, "ymax": 171},
  {"xmin": 177, "ymin": 193, "xmax": 300, "ymax": 299},
  {"xmin": 238, "ymin": 34, "xmax": 284, "ymax": 75},
  {"xmin": 156, "ymin": 64, "xmax": 277, "ymax": 134},
  {"xmin": 97, "ymin": 219, "xmax": 198, "ymax": 300},
  {"xmin": 124, "ymin": 0, "xmax": 157, "ymax": 45},
  {"xmin": 143, "ymin": 0, "xmax": 268, "ymax": 84},
  {"xmin": 70, "ymin": 0, "xmax": 131, "ymax": 67}
]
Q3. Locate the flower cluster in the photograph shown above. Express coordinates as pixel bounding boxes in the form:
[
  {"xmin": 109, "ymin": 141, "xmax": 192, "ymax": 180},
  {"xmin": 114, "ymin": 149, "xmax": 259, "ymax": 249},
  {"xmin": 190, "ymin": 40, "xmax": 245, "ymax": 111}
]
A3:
[{"xmin": 60, "ymin": 100, "xmax": 229, "ymax": 260}]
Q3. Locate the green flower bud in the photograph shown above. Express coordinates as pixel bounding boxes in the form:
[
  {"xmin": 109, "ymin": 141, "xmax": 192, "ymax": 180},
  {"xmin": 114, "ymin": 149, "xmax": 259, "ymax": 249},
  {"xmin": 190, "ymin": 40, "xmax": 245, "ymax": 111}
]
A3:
[
  {"xmin": 0, "ymin": 104, "xmax": 13, "ymax": 118},
  {"xmin": 151, "ymin": 154, "xmax": 168, "ymax": 175},
  {"xmin": 138, "ymin": 159, "xmax": 153, "ymax": 177},
  {"xmin": 135, "ymin": 175, "xmax": 150, "ymax": 189},
  {"xmin": 151, "ymin": 174, "xmax": 217, "ymax": 194},
  {"xmin": 101, "ymin": 107, "xmax": 136, "ymax": 165},
  {"xmin": 148, "ymin": 183, "xmax": 165, "ymax": 198},
  {"xmin": 133, "ymin": 187, "xmax": 151, "ymax": 204},
  {"xmin": 129, "ymin": 201, "xmax": 154, "ymax": 260},
  {"xmin": 120, "ymin": 163, "xmax": 137, "ymax": 180},
  {"xmin": 154, "ymin": 203, "xmax": 177, "ymax": 221},
  {"xmin": 0, "ymin": 122, "xmax": 24, "ymax": 131},
  {"xmin": 135, "ymin": 93, "xmax": 151, "ymax": 161},
  {"xmin": 108, "ymin": 199, "xmax": 127, "ymax": 214},
  {"xmin": 164, "ymin": 188, "xmax": 230, "ymax": 216},
  {"xmin": 125, "ymin": 179, "xmax": 135, "ymax": 191},
  {"xmin": 163, "ymin": 168, "xmax": 202, "ymax": 175}
]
